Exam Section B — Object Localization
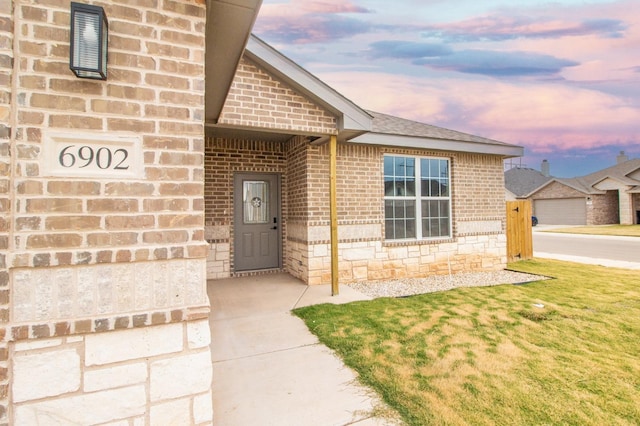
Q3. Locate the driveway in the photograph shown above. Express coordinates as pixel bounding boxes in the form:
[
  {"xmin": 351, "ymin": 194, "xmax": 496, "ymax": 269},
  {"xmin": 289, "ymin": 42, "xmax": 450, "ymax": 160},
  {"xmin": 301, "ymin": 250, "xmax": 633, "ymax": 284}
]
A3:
[{"xmin": 533, "ymin": 227, "xmax": 640, "ymax": 269}]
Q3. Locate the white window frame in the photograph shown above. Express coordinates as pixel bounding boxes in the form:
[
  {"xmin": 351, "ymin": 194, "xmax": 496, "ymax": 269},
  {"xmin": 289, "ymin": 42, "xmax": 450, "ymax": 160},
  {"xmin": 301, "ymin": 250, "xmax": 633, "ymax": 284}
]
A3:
[{"xmin": 383, "ymin": 155, "xmax": 452, "ymax": 241}]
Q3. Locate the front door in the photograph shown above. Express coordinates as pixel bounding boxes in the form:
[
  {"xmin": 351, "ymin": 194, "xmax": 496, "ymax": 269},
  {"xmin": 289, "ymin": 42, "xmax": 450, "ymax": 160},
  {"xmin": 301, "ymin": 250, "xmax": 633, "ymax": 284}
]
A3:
[{"xmin": 233, "ymin": 173, "xmax": 281, "ymax": 271}]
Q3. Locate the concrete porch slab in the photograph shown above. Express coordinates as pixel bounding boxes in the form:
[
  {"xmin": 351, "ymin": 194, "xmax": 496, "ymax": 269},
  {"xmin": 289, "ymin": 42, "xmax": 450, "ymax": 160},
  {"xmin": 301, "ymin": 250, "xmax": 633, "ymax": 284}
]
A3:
[{"xmin": 208, "ymin": 274, "xmax": 401, "ymax": 425}]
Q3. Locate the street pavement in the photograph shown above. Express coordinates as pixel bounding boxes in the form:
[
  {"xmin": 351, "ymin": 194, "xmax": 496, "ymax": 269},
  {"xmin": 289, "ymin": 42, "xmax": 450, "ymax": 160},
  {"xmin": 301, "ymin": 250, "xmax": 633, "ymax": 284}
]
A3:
[{"xmin": 533, "ymin": 226, "xmax": 640, "ymax": 269}]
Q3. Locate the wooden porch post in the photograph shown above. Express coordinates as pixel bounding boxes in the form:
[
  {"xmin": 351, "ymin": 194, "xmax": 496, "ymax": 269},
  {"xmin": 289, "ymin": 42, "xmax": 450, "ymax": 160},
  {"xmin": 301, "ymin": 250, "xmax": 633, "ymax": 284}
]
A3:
[{"xmin": 329, "ymin": 134, "xmax": 339, "ymax": 295}]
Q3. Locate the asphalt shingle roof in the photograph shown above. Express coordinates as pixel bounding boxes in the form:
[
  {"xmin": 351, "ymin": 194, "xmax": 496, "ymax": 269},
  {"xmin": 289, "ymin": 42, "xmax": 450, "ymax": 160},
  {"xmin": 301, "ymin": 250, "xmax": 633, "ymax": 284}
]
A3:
[
  {"xmin": 367, "ymin": 110, "xmax": 514, "ymax": 146},
  {"xmin": 505, "ymin": 158, "xmax": 640, "ymax": 197},
  {"xmin": 504, "ymin": 168, "xmax": 552, "ymax": 197}
]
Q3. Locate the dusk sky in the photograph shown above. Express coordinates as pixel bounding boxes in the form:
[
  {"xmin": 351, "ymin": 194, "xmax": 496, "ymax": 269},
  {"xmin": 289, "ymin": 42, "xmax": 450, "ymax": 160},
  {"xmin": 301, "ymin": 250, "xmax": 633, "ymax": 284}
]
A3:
[{"xmin": 253, "ymin": 0, "xmax": 640, "ymax": 177}]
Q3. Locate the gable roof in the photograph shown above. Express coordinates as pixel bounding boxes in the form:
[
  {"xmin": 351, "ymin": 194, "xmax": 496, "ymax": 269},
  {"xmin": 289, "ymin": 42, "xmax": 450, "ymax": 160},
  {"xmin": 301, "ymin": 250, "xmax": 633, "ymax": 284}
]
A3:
[
  {"xmin": 351, "ymin": 111, "xmax": 523, "ymax": 157},
  {"xmin": 243, "ymin": 35, "xmax": 373, "ymax": 140},
  {"xmin": 504, "ymin": 167, "xmax": 552, "ymax": 197},
  {"xmin": 506, "ymin": 158, "xmax": 640, "ymax": 197},
  {"xmin": 571, "ymin": 158, "xmax": 640, "ymax": 192},
  {"xmin": 211, "ymin": 35, "xmax": 524, "ymax": 157}
]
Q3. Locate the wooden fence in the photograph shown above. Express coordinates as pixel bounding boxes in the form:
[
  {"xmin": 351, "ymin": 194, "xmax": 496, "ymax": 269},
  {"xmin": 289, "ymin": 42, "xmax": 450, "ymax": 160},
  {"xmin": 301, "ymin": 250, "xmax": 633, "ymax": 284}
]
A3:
[{"xmin": 506, "ymin": 200, "xmax": 533, "ymax": 263}]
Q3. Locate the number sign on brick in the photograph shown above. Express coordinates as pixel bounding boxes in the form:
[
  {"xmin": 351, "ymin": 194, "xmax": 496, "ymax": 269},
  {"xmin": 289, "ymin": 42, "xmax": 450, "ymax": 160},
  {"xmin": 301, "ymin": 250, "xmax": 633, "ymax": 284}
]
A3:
[{"xmin": 43, "ymin": 132, "xmax": 142, "ymax": 179}]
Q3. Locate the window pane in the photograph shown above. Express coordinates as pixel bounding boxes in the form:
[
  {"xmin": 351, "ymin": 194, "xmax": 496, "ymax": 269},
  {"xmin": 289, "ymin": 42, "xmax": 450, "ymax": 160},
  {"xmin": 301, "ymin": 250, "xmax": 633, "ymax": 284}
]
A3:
[
  {"xmin": 384, "ymin": 156, "xmax": 393, "ymax": 176},
  {"xmin": 243, "ymin": 181, "xmax": 269, "ymax": 224},
  {"xmin": 385, "ymin": 219, "xmax": 395, "ymax": 239},
  {"xmin": 406, "ymin": 178, "xmax": 416, "ymax": 196},
  {"xmin": 384, "ymin": 178, "xmax": 394, "ymax": 197},
  {"xmin": 406, "ymin": 218, "xmax": 416, "ymax": 239},
  {"xmin": 385, "ymin": 199, "xmax": 416, "ymax": 240}
]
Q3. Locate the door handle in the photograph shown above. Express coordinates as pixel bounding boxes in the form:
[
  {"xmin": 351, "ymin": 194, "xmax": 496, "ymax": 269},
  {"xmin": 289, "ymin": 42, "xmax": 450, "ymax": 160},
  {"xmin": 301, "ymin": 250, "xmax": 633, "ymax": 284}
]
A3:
[{"xmin": 271, "ymin": 226, "xmax": 278, "ymax": 230}]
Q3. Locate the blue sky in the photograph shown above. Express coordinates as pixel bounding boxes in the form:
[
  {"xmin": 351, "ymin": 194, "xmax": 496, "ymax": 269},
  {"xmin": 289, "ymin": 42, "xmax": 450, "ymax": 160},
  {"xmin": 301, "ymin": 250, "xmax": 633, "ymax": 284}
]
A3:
[{"xmin": 253, "ymin": 0, "xmax": 640, "ymax": 177}]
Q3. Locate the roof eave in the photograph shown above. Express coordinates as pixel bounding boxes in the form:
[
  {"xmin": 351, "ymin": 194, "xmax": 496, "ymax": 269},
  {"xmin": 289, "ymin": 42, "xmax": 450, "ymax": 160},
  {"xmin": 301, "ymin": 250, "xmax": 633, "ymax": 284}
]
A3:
[
  {"xmin": 348, "ymin": 132, "xmax": 524, "ymax": 158},
  {"xmin": 205, "ymin": 0, "xmax": 263, "ymax": 124}
]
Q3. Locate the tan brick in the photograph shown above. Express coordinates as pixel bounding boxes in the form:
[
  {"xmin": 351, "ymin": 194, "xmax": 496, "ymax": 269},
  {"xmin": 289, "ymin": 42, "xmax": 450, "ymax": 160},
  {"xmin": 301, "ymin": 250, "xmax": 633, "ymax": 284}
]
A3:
[
  {"xmin": 26, "ymin": 198, "xmax": 83, "ymax": 213},
  {"xmin": 145, "ymin": 167, "xmax": 190, "ymax": 181},
  {"xmin": 49, "ymin": 78, "xmax": 104, "ymax": 96},
  {"xmin": 45, "ymin": 216, "xmax": 101, "ymax": 231},
  {"xmin": 16, "ymin": 180, "xmax": 43, "ymax": 194},
  {"xmin": 31, "ymin": 93, "xmax": 86, "ymax": 111},
  {"xmin": 105, "ymin": 182, "xmax": 154, "ymax": 196},
  {"xmin": 160, "ymin": 91, "xmax": 202, "ymax": 106},
  {"xmin": 48, "ymin": 181, "xmax": 100, "ymax": 196},
  {"xmin": 49, "ymin": 114, "xmax": 102, "ymax": 130},
  {"xmin": 87, "ymin": 232, "xmax": 138, "ymax": 247},
  {"xmin": 19, "ymin": 74, "xmax": 46, "ymax": 90},
  {"xmin": 158, "ymin": 214, "xmax": 202, "ymax": 228},
  {"xmin": 107, "ymin": 118, "xmax": 155, "ymax": 133},
  {"xmin": 145, "ymin": 105, "xmax": 189, "ymax": 120},
  {"xmin": 158, "ymin": 152, "xmax": 201, "ymax": 166},
  {"xmin": 143, "ymin": 230, "xmax": 189, "ymax": 244},
  {"xmin": 146, "ymin": 42, "xmax": 189, "ymax": 59},
  {"xmin": 143, "ymin": 199, "xmax": 189, "ymax": 212},
  {"xmin": 159, "ymin": 59, "xmax": 202, "ymax": 76},
  {"xmin": 159, "ymin": 183, "xmax": 202, "ymax": 196},
  {"xmin": 145, "ymin": 73, "xmax": 189, "ymax": 90},
  {"xmin": 91, "ymin": 99, "xmax": 141, "ymax": 116},
  {"xmin": 105, "ymin": 215, "xmax": 155, "ymax": 230},
  {"xmin": 26, "ymin": 234, "xmax": 83, "ymax": 249},
  {"xmin": 107, "ymin": 84, "xmax": 155, "ymax": 101},
  {"xmin": 87, "ymin": 199, "xmax": 139, "ymax": 213},
  {"xmin": 143, "ymin": 136, "xmax": 189, "ymax": 150},
  {"xmin": 17, "ymin": 110, "xmax": 44, "ymax": 125},
  {"xmin": 147, "ymin": 11, "xmax": 190, "ymax": 30}
]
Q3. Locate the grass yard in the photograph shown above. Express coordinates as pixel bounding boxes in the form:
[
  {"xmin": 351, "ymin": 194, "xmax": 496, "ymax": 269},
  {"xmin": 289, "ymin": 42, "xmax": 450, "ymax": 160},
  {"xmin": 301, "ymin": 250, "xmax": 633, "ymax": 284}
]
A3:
[
  {"xmin": 544, "ymin": 224, "xmax": 640, "ymax": 237},
  {"xmin": 294, "ymin": 260, "xmax": 640, "ymax": 425}
]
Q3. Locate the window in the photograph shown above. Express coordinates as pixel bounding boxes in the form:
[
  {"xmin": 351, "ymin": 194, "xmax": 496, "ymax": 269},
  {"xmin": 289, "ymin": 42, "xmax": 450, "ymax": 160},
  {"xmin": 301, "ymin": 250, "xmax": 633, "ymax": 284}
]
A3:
[{"xmin": 384, "ymin": 155, "xmax": 451, "ymax": 240}]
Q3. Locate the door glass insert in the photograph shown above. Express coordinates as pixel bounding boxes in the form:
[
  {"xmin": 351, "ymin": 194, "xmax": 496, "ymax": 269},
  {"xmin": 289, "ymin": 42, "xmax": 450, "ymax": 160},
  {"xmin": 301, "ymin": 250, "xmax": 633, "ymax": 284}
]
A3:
[{"xmin": 243, "ymin": 180, "xmax": 270, "ymax": 224}]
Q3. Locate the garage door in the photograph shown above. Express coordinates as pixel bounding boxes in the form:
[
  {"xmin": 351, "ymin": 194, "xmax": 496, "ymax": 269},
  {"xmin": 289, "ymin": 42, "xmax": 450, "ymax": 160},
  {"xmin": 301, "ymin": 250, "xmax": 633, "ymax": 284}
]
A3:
[{"xmin": 534, "ymin": 198, "xmax": 586, "ymax": 225}]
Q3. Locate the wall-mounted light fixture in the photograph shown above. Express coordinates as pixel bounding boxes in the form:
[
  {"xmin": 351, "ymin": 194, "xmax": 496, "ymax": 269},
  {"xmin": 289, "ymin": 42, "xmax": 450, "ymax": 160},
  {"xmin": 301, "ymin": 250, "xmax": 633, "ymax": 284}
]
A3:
[{"xmin": 69, "ymin": 2, "xmax": 108, "ymax": 80}]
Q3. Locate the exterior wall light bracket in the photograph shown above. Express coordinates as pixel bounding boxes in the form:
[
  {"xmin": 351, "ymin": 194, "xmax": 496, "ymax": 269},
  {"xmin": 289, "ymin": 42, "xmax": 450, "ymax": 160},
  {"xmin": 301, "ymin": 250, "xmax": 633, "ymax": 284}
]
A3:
[{"xmin": 69, "ymin": 2, "xmax": 108, "ymax": 80}]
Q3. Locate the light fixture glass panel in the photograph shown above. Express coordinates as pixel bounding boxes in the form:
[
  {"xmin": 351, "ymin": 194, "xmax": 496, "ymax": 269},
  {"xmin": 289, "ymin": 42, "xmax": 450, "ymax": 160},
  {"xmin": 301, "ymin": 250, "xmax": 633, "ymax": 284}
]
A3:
[{"xmin": 70, "ymin": 2, "xmax": 108, "ymax": 80}]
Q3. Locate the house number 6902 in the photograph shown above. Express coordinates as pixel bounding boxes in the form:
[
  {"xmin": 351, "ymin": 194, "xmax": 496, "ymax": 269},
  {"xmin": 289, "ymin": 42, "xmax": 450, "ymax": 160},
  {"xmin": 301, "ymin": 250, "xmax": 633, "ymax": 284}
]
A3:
[{"xmin": 58, "ymin": 145, "xmax": 130, "ymax": 170}]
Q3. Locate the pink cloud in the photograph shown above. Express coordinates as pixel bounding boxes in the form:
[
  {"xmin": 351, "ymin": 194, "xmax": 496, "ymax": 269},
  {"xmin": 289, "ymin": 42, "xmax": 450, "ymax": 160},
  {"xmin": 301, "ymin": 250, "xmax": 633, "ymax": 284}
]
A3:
[{"xmin": 314, "ymin": 70, "xmax": 640, "ymax": 153}]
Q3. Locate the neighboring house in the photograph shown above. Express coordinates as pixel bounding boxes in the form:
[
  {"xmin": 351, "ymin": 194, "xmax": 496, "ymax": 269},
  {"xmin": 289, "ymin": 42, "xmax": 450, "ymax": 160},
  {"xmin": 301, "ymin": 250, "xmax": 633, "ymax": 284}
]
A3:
[
  {"xmin": 2, "ymin": 0, "xmax": 522, "ymax": 424},
  {"xmin": 204, "ymin": 35, "xmax": 523, "ymax": 285},
  {"xmin": 505, "ymin": 154, "xmax": 640, "ymax": 225}
]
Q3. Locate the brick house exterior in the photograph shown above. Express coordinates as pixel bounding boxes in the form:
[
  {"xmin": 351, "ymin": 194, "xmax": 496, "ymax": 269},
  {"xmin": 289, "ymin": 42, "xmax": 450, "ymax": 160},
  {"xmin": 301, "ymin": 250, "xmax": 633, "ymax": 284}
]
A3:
[
  {"xmin": 2, "ymin": 0, "xmax": 522, "ymax": 423},
  {"xmin": 506, "ymin": 156, "xmax": 640, "ymax": 225},
  {"xmin": 204, "ymin": 37, "xmax": 523, "ymax": 285}
]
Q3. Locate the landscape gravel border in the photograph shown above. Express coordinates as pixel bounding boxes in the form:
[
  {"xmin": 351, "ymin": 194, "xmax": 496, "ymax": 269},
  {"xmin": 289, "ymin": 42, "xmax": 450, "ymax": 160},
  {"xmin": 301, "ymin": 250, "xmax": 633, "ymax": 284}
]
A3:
[{"xmin": 346, "ymin": 270, "xmax": 549, "ymax": 298}]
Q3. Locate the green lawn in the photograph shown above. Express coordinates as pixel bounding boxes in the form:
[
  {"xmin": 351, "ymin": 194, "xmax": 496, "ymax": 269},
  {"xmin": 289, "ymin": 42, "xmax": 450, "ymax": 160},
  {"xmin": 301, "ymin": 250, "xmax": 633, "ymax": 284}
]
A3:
[
  {"xmin": 294, "ymin": 260, "xmax": 640, "ymax": 425},
  {"xmin": 544, "ymin": 224, "xmax": 640, "ymax": 237}
]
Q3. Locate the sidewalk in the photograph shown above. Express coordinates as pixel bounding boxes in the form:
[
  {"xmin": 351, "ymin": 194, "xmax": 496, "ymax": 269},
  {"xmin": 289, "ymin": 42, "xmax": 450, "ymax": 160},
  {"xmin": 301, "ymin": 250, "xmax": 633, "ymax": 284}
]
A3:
[{"xmin": 208, "ymin": 274, "xmax": 401, "ymax": 426}]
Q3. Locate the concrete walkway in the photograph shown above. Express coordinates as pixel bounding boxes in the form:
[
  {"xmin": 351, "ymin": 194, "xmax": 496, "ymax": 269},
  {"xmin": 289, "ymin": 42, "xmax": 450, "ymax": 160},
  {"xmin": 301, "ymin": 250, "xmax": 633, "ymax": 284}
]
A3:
[{"xmin": 208, "ymin": 274, "xmax": 401, "ymax": 426}]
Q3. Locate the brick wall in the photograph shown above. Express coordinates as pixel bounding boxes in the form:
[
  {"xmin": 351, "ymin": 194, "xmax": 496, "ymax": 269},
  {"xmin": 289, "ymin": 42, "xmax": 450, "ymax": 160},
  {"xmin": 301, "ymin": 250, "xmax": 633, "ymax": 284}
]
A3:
[
  {"xmin": 11, "ymin": 0, "xmax": 207, "ymax": 270},
  {"xmin": 204, "ymin": 137, "xmax": 288, "ymax": 277},
  {"xmin": 219, "ymin": 58, "xmax": 337, "ymax": 135},
  {"xmin": 588, "ymin": 191, "xmax": 619, "ymax": 225},
  {"xmin": 205, "ymin": 134, "xmax": 508, "ymax": 284},
  {"xmin": 0, "ymin": 1, "xmax": 12, "ymax": 421},
  {"xmin": 7, "ymin": 0, "xmax": 212, "ymax": 423},
  {"xmin": 531, "ymin": 181, "xmax": 585, "ymax": 199},
  {"xmin": 294, "ymin": 144, "xmax": 507, "ymax": 284}
]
